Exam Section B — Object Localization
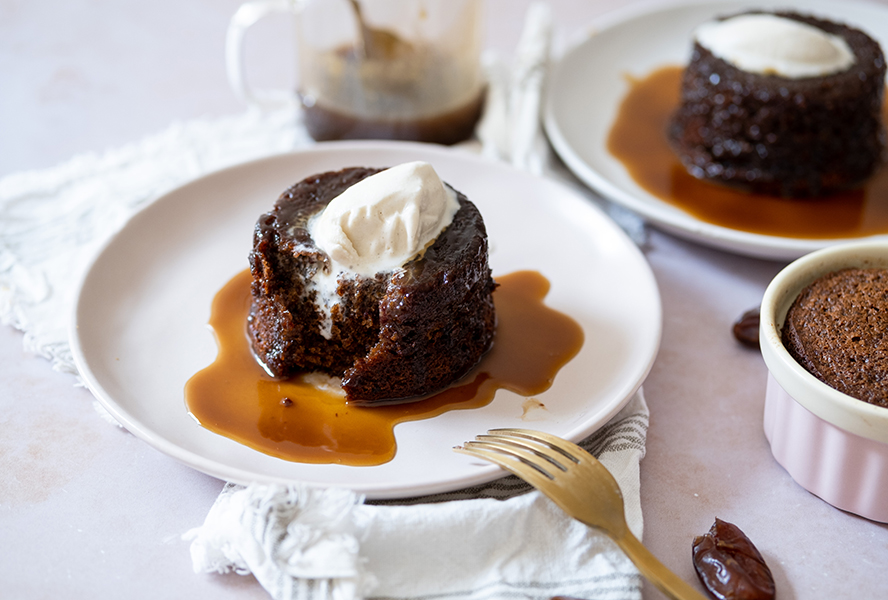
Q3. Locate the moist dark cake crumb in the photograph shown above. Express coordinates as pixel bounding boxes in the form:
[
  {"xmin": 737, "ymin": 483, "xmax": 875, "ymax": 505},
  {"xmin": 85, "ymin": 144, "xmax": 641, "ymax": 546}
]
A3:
[
  {"xmin": 668, "ymin": 11, "xmax": 887, "ymax": 198},
  {"xmin": 782, "ymin": 267, "xmax": 888, "ymax": 407},
  {"xmin": 247, "ymin": 167, "xmax": 497, "ymax": 406}
]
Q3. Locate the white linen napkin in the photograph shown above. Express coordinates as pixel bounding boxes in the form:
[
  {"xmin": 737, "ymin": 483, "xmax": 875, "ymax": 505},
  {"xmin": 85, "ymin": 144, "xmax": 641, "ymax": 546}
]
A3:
[
  {"xmin": 182, "ymin": 400, "xmax": 648, "ymax": 600},
  {"xmin": 477, "ymin": 2, "xmax": 553, "ymax": 176},
  {"xmin": 0, "ymin": 4, "xmax": 651, "ymax": 599}
]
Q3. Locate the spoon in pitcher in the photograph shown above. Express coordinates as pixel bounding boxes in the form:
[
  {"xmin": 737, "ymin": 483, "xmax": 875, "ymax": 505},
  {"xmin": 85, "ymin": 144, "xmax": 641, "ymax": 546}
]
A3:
[{"xmin": 349, "ymin": 0, "xmax": 413, "ymax": 60}]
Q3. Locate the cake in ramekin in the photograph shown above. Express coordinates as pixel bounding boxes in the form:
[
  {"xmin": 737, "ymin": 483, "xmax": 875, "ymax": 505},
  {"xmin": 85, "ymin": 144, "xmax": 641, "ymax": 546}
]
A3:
[{"xmin": 760, "ymin": 241, "xmax": 888, "ymax": 522}]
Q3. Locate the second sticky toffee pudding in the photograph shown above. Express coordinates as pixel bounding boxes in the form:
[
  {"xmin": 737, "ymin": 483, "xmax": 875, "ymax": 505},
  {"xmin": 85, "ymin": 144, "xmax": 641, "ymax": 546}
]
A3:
[{"xmin": 608, "ymin": 66, "xmax": 888, "ymax": 238}]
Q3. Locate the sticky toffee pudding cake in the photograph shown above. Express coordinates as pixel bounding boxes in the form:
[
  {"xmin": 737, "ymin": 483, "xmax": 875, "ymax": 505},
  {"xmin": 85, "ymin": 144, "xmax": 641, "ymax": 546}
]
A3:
[
  {"xmin": 669, "ymin": 11, "xmax": 887, "ymax": 197},
  {"xmin": 247, "ymin": 163, "xmax": 497, "ymax": 406},
  {"xmin": 782, "ymin": 267, "xmax": 888, "ymax": 408}
]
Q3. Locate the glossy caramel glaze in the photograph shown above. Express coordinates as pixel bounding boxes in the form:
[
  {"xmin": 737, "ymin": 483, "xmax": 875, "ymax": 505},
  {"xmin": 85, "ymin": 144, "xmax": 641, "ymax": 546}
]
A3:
[
  {"xmin": 608, "ymin": 66, "xmax": 888, "ymax": 239},
  {"xmin": 185, "ymin": 269, "xmax": 583, "ymax": 466}
]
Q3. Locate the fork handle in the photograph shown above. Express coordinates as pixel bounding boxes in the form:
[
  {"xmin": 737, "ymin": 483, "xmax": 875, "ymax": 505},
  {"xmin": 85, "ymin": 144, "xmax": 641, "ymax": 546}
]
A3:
[{"xmin": 614, "ymin": 530, "xmax": 709, "ymax": 600}]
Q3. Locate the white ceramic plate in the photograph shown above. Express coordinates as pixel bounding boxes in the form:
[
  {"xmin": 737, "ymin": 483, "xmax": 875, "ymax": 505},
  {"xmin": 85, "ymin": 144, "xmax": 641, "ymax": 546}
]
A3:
[
  {"xmin": 544, "ymin": 0, "xmax": 888, "ymax": 261},
  {"xmin": 69, "ymin": 141, "xmax": 661, "ymax": 499}
]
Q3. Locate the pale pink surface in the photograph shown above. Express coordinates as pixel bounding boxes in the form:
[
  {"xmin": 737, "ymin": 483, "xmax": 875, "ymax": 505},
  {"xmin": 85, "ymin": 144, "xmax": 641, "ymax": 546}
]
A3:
[{"xmin": 3, "ymin": 1, "xmax": 888, "ymax": 599}]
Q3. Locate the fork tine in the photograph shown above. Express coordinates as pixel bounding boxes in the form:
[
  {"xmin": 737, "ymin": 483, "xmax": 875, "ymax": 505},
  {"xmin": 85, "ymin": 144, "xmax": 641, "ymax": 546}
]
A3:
[
  {"xmin": 489, "ymin": 428, "xmax": 586, "ymax": 462},
  {"xmin": 490, "ymin": 428, "xmax": 623, "ymax": 494},
  {"xmin": 476, "ymin": 433, "xmax": 571, "ymax": 472},
  {"xmin": 462, "ymin": 438, "xmax": 565, "ymax": 476},
  {"xmin": 454, "ymin": 443, "xmax": 558, "ymax": 491}
]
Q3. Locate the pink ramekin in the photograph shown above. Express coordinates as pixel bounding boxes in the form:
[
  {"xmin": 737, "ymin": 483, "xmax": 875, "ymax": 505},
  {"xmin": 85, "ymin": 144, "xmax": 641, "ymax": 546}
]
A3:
[{"xmin": 760, "ymin": 240, "xmax": 888, "ymax": 523}]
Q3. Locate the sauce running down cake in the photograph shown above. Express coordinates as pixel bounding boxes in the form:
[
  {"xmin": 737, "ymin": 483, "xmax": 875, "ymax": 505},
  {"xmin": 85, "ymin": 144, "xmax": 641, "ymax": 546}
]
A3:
[
  {"xmin": 668, "ymin": 11, "xmax": 887, "ymax": 197},
  {"xmin": 247, "ymin": 162, "xmax": 497, "ymax": 405},
  {"xmin": 782, "ymin": 267, "xmax": 888, "ymax": 408}
]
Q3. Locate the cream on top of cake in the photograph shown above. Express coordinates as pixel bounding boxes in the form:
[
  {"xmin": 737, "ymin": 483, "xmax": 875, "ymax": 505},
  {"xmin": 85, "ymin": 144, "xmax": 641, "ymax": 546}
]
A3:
[
  {"xmin": 306, "ymin": 161, "xmax": 459, "ymax": 339},
  {"xmin": 694, "ymin": 14, "xmax": 855, "ymax": 78},
  {"xmin": 310, "ymin": 161, "xmax": 459, "ymax": 277}
]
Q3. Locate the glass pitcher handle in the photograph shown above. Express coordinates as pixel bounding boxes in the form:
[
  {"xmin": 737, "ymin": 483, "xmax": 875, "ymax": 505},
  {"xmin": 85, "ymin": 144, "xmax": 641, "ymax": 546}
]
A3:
[{"xmin": 225, "ymin": 0, "xmax": 300, "ymax": 110}]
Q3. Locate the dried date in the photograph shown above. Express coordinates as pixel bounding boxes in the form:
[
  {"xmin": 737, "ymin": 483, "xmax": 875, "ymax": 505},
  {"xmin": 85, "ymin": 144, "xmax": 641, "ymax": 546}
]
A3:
[
  {"xmin": 692, "ymin": 518, "xmax": 775, "ymax": 600},
  {"xmin": 732, "ymin": 307, "xmax": 760, "ymax": 349}
]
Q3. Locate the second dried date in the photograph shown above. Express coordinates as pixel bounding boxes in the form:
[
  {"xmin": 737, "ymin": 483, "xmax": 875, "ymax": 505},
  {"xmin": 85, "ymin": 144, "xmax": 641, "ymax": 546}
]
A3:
[
  {"xmin": 692, "ymin": 518, "xmax": 775, "ymax": 600},
  {"xmin": 732, "ymin": 307, "xmax": 760, "ymax": 349}
]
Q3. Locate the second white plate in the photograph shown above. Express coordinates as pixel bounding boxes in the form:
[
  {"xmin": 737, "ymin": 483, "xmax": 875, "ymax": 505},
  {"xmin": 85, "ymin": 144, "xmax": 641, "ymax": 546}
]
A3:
[
  {"xmin": 544, "ymin": 0, "xmax": 888, "ymax": 260},
  {"xmin": 69, "ymin": 141, "xmax": 661, "ymax": 499}
]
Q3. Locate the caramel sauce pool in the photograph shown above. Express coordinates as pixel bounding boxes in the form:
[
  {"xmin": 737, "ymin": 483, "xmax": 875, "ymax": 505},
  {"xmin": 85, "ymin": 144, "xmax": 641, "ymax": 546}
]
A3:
[
  {"xmin": 185, "ymin": 270, "xmax": 583, "ymax": 466},
  {"xmin": 607, "ymin": 66, "xmax": 888, "ymax": 238}
]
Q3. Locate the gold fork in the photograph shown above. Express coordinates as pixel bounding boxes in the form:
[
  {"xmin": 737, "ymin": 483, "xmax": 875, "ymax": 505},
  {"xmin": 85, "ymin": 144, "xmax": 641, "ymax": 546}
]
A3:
[{"xmin": 455, "ymin": 428, "xmax": 708, "ymax": 600}]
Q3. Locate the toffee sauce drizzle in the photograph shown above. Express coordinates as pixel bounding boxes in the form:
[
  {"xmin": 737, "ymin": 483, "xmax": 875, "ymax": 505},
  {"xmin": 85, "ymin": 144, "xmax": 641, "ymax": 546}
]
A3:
[
  {"xmin": 185, "ymin": 270, "xmax": 584, "ymax": 466},
  {"xmin": 607, "ymin": 66, "xmax": 888, "ymax": 239}
]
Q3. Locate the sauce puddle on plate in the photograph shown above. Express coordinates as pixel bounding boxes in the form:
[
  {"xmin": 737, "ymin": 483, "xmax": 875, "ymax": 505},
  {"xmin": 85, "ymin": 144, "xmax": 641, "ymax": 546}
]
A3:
[
  {"xmin": 608, "ymin": 66, "xmax": 888, "ymax": 239},
  {"xmin": 185, "ymin": 270, "xmax": 583, "ymax": 466}
]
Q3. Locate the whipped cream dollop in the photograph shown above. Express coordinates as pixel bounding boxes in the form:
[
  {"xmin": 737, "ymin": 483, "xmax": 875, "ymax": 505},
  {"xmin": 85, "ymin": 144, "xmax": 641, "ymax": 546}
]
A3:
[
  {"xmin": 695, "ymin": 14, "xmax": 855, "ymax": 79},
  {"xmin": 310, "ymin": 161, "xmax": 460, "ymax": 277}
]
